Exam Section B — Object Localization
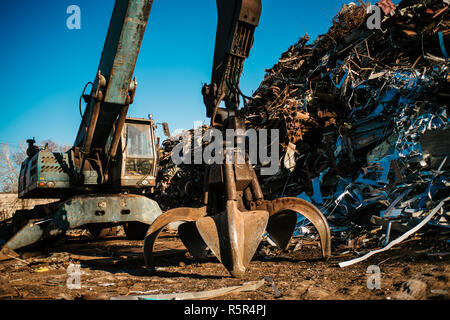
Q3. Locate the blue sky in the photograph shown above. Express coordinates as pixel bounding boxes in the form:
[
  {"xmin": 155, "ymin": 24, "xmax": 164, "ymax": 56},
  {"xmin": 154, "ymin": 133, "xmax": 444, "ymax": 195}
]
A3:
[{"xmin": 0, "ymin": 0, "xmax": 361, "ymax": 149}]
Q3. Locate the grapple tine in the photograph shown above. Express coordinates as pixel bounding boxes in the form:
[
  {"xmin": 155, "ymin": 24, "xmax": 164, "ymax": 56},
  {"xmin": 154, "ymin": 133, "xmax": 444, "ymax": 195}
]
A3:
[
  {"xmin": 178, "ymin": 222, "xmax": 208, "ymax": 259},
  {"xmin": 196, "ymin": 200, "xmax": 268, "ymax": 278},
  {"xmin": 143, "ymin": 206, "xmax": 207, "ymax": 269},
  {"xmin": 195, "ymin": 215, "xmax": 223, "ymax": 263},
  {"xmin": 266, "ymin": 210, "xmax": 297, "ymax": 250},
  {"xmin": 265, "ymin": 197, "xmax": 331, "ymax": 258},
  {"xmin": 241, "ymin": 207, "xmax": 270, "ymax": 268}
]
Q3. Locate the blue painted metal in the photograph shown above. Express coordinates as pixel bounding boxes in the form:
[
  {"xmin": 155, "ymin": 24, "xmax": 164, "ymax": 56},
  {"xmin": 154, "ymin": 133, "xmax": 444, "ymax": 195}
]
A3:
[
  {"xmin": 438, "ymin": 32, "xmax": 449, "ymax": 59},
  {"xmin": 37, "ymin": 152, "xmax": 72, "ymax": 186},
  {"xmin": 19, "ymin": 151, "xmax": 72, "ymax": 198},
  {"xmin": 19, "ymin": 1, "xmax": 157, "ymax": 198},
  {"xmin": 102, "ymin": 0, "xmax": 154, "ymax": 105}
]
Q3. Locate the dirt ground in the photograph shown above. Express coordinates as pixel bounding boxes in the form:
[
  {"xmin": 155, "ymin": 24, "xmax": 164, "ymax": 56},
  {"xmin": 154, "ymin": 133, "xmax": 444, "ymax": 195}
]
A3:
[{"xmin": 0, "ymin": 229, "xmax": 448, "ymax": 301}]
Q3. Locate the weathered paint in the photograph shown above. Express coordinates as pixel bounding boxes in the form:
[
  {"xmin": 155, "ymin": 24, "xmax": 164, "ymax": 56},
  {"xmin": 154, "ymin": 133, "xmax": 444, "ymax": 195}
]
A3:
[
  {"xmin": 103, "ymin": 0, "xmax": 154, "ymax": 105},
  {"xmin": 3, "ymin": 194, "xmax": 162, "ymax": 250},
  {"xmin": 74, "ymin": 0, "xmax": 154, "ymax": 150},
  {"xmin": 19, "ymin": 151, "xmax": 72, "ymax": 198}
]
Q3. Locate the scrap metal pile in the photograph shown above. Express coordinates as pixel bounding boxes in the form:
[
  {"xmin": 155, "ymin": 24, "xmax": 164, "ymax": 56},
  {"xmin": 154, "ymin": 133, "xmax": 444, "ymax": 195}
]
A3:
[
  {"xmin": 155, "ymin": 0, "xmax": 450, "ymax": 255},
  {"xmin": 154, "ymin": 126, "xmax": 210, "ymax": 211}
]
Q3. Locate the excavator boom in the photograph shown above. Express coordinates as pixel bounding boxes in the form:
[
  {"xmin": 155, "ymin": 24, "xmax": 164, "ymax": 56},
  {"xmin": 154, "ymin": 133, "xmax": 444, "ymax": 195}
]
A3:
[
  {"xmin": 203, "ymin": 0, "xmax": 261, "ymax": 119},
  {"xmin": 75, "ymin": 0, "xmax": 153, "ymax": 162}
]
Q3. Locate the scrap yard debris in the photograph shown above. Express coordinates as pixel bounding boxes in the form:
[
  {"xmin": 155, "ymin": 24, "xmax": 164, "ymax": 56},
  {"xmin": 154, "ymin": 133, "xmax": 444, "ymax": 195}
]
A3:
[
  {"xmin": 155, "ymin": 0, "xmax": 450, "ymax": 261},
  {"xmin": 111, "ymin": 278, "xmax": 266, "ymax": 300},
  {"xmin": 154, "ymin": 126, "xmax": 211, "ymax": 211}
]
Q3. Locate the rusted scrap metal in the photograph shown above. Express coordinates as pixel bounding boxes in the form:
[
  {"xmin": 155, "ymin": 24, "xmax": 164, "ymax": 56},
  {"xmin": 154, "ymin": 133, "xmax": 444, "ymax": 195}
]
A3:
[
  {"xmin": 111, "ymin": 278, "xmax": 266, "ymax": 300},
  {"xmin": 154, "ymin": 126, "xmax": 211, "ymax": 211},
  {"xmin": 242, "ymin": 0, "xmax": 450, "ymax": 255},
  {"xmin": 378, "ymin": 0, "xmax": 397, "ymax": 15},
  {"xmin": 146, "ymin": 140, "xmax": 331, "ymax": 278}
]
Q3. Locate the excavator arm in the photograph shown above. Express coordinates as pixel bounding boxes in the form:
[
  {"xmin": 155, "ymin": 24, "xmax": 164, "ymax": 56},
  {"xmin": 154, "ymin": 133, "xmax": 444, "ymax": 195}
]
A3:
[
  {"xmin": 5, "ymin": 0, "xmax": 331, "ymax": 276},
  {"xmin": 74, "ymin": 0, "xmax": 154, "ymax": 179},
  {"xmin": 202, "ymin": 0, "xmax": 261, "ymax": 124}
]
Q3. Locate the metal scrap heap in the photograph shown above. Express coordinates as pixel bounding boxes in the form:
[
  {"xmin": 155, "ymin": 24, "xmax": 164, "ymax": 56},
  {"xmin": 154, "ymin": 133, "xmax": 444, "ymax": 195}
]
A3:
[
  {"xmin": 156, "ymin": 0, "xmax": 449, "ymax": 254},
  {"xmin": 154, "ymin": 126, "xmax": 210, "ymax": 211},
  {"xmin": 244, "ymin": 0, "xmax": 450, "ymax": 251}
]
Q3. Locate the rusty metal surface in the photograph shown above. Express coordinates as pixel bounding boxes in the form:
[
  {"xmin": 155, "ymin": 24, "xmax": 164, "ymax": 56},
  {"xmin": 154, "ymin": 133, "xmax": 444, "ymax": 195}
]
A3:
[
  {"xmin": 145, "ymin": 152, "xmax": 330, "ymax": 277},
  {"xmin": 202, "ymin": 0, "xmax": 262, "ymax": 122},
  {"xmin": 196, "ymin": 201, "xmax": 269, "ymax": 278},
  {"xmin": 74, "ymin": 0, "xmax": 154, "ymax": 156},
  {"xmin": 2, "ymin": 194, "xmax": 162, "ymax": 251}
]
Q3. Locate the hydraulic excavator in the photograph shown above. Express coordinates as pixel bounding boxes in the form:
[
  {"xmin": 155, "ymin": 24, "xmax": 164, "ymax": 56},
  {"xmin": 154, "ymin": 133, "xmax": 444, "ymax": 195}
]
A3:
[
  {"xmin": 144, "ymin": 0, "xmax": 331, "ymax": 278},
  {"xmin": 0, "ymin": 0, "xmax": 162, "ymax": 253}
]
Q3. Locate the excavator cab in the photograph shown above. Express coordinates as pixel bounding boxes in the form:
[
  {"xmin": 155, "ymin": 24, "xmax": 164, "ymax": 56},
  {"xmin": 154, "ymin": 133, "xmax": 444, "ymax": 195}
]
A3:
[{"xmin": 109, "ymin": 117, "xmax": 158, "ymax": 190}]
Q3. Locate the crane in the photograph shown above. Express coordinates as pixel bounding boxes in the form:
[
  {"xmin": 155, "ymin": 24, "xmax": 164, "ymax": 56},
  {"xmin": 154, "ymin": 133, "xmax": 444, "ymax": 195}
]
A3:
[
  {"xmin": 1, "ymin": 0, "xmax": 331, "ymax": 278},
  {"xmin": 143, "ymin": 0, "xmax": 331, "ymax": 278},
  {"xmin": 1, "ymin": 0, "xmax": 163, "ymax": 252}
]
